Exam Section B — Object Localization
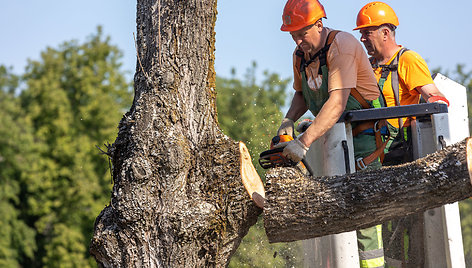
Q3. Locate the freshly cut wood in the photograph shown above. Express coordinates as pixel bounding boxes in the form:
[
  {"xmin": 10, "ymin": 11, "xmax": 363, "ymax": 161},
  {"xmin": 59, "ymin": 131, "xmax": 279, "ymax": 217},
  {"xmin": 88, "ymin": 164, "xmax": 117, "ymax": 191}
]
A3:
[
  {"xmin": 239, "ymin": 142, "xmax": 265, "ymax": 208},
  {"xmin": 264, "ymin": 138, "xmax": 472, "ymax": 243}
]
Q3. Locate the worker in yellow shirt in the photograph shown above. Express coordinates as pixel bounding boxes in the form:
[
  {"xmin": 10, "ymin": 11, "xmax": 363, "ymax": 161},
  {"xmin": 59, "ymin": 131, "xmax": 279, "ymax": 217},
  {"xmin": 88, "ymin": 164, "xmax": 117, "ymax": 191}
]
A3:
[
  {"xmin": 354, "ymin": 1, "xmax": 448, "ymax": 166},
  {"xmin": 354, "ymin": 2, "xmax": 449, "ymax": 267}
]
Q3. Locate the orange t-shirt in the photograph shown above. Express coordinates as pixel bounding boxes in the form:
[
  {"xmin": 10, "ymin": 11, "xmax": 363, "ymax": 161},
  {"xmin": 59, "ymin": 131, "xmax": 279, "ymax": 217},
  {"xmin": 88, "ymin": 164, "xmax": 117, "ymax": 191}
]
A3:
[
  {"xmin": 373, "ymin": 48, "xmax": 434, "ymax": 127},
  {"xmin": 292, "ymin": 28, "xmax": 379, "ymax": 102}
]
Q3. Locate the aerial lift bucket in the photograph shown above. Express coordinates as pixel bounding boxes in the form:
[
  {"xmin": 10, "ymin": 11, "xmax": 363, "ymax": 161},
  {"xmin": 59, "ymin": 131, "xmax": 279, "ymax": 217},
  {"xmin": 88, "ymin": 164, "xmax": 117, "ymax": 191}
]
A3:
[{"xmin": 301, "ymin": 73, "xmax": 467, "ymax": 268}]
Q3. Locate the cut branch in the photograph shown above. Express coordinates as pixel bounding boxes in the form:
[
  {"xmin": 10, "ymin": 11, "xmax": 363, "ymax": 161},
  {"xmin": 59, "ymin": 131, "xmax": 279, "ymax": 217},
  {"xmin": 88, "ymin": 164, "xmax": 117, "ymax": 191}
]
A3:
[{"xmin": 264, "ymin": 138, "xmax": 472, "ymax": 243}]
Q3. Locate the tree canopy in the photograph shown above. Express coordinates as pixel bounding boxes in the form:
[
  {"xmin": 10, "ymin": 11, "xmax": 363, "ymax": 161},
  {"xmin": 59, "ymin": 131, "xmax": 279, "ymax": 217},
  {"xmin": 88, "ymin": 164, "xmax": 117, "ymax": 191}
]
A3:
[{"xmin": 0, "ymin": 27, "xmax": 132, "ymax": 267}]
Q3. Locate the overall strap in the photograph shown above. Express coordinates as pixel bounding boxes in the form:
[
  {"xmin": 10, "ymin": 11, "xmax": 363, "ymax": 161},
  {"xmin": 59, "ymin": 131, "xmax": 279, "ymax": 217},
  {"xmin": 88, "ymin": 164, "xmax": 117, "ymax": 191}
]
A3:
[
  {"xmin": 350, "ymin": 88, "xmax": 370, "ymax": 109},
  {"xmin": 317, "ymin": 30, "xmax": 340, "ymax": 74}
]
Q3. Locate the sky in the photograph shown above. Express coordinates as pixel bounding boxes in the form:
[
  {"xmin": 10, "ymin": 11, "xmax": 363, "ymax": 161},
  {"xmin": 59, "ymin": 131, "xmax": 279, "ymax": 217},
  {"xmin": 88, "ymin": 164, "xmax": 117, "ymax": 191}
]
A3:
[{"xmin": 1, "ymin": 1, "xmax": 471, "ymax": 86}]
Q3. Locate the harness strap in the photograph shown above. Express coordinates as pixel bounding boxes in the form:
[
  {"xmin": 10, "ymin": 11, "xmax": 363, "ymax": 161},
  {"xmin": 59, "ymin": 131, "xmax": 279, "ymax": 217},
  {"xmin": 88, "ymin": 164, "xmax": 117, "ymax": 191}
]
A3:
[
  {"xmin": 351, "ymin": 120, "xmax": 385, "ymax": 137},
  {"xmin": 375, "ymin": 48, "xmax": 409, "ymax": 140},
  {"xmin": 318, "ymin": 30, "xmax": 339, "ymax": 74},
  {"xmin": 351, "ymin": 87, "xmax": 390, "ymax": 168},
  {"xmin": 390, "ymin": 49, "xmax": 406, "ymax": 136},
  {"xmin": 353, "ymin": 119, "xmax": 389, "ymax": 170},
  {"xmin": 298, "ymin": 30, "xmax": 340, "ymax": 74},
  {"xmin": 356, "ymin": 133, "xmax": 389, "ymax": 170}
]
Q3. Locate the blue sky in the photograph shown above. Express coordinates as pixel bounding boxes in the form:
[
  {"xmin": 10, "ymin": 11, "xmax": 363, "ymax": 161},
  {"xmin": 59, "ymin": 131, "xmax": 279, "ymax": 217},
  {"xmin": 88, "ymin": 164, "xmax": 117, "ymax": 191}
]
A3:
[{"xmin": 1, "ymin": 1, "xmax": 471, "ymax": 85}]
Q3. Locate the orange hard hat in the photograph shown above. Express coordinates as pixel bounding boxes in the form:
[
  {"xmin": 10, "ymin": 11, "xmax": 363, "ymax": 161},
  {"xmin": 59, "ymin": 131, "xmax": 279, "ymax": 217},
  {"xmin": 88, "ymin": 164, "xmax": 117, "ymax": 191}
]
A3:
[
  {"xmin": 281, "ymin": 0, "xmax": 327, "ymax": 32},
  {"xmin": 353, "ymin": 2, "xmax": 399, "ymax": 30}
]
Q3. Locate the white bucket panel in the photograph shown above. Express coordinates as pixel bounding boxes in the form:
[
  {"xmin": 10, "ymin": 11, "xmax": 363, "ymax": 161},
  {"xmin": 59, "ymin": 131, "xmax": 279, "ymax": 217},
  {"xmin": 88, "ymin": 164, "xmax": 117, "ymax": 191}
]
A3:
[{"xmin": 303, "ymin": 123, "xmax": 359, "ymax": 268}]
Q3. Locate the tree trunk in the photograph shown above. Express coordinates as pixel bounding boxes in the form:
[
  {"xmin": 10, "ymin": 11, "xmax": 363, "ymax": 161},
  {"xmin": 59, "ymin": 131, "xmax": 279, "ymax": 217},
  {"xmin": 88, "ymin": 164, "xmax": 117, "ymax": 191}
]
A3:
[
  {"xmin": 264, "ymin": 138, "xmax": 472, "ymax": 243},
  {"xmin": 89, "ymin": 1, "xmax": 262, "ymax": 267}
]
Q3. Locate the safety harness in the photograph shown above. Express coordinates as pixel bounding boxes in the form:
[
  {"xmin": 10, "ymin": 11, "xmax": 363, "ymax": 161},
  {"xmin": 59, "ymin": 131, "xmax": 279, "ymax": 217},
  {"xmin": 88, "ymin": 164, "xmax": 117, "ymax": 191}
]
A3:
[
  {"xmin": 297, "ymin": 30, "xmax": 389, "ymax": 170},
  {"xmin": 371, "ymin": 48, "xmax": 409, "ymax": 141}
]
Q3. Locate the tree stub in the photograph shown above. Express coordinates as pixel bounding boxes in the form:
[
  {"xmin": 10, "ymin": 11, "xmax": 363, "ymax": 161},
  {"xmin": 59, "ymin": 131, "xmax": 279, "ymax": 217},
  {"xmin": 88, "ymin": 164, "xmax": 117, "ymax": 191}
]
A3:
[
  {"xmin": 239, "ymin": 142, "xmax": 265, "ymax": 208},
  {"xmin": 264, "ymin": 137, "xmax": 472, "ymax": 243}
]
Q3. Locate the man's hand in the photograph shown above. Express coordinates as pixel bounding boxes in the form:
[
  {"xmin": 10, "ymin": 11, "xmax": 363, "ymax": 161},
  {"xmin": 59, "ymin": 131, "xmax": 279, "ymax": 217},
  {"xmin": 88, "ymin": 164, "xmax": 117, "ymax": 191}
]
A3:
[
  {"xmin": 296, "ymin": 119, "xmax": 312, "ymax": 133},
  {"xmin": 283, "ymin": 137, "xmax": 309, "ymax": 163},
  {"xmin": 277, "ymin": 118, "xmax": 295, "ymax": 137}
]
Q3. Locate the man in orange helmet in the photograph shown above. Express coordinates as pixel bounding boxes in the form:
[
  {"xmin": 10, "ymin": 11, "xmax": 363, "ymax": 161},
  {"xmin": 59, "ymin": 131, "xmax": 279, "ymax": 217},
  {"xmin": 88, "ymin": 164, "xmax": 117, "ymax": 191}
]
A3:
[
  {"xmin": 277, "ymin": 0, "xmax": 385, "ymax": 267},
  {"xmin": 354, "ymin": 1, "xmax": 448, "ymax": 165},
  {"xmin": 354, "ymin": 2, "xmax": 449, "ymax": 267}
]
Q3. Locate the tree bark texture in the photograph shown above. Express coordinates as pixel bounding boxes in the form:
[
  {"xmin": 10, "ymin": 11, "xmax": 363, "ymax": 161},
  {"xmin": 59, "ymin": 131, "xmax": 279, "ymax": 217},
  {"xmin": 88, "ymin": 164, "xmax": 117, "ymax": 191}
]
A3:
[
  {"xmin": 264, "ymin": 138, "xmax": 472, "ymax": 243},
  {"xmin": 89, "ymin": 1, "xmax": 262, "ymax": 267}
]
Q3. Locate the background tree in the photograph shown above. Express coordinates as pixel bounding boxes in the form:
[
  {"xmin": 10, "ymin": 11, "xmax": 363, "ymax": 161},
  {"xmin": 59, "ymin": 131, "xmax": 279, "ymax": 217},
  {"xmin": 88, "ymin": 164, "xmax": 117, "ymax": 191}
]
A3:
[
  {"xmin": 216, "ymin": 62, "xmax": 289, "ymax": 173},
  {"xmin": 0, "ymin": 27, "xmax": 133, "ymax": 267},
  {"xmin": 461, "ymin": 199, "xmax": 472, "ymax": 266},
  {"xmin": 0, "ymin": 25, "xmax": 300, "ymax": 266},
  {"xmin": 0, "ymin": 66, "xmax": 37, "ymax": 267}
]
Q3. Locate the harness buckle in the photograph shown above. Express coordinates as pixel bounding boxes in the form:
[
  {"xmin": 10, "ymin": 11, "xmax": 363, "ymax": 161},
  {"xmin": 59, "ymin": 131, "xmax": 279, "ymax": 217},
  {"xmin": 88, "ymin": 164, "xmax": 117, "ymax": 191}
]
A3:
[
  {"xmin": 373, "ymin": 120, "xmax": 381, "ymax": 133},
  {"xmin": 356, "ymin": 158, "xmax": 367, "ymax": 170}
]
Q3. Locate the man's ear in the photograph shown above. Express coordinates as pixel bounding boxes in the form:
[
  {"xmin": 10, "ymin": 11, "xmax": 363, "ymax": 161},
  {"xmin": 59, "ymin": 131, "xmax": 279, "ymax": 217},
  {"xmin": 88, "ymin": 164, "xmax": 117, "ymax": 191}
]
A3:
[
  {"xmin": 381, "ymin": 27, "xmax": 390, "ymax": 39},
  {"xmin": 315, "ymin": 19, "xmax": 323, "ymax": 32}
]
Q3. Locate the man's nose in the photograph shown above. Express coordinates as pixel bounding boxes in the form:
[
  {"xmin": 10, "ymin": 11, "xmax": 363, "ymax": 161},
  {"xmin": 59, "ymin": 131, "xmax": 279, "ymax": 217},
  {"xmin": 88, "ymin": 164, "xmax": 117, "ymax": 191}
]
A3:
[{"xmin": 293, "ymin": 38, "xmax": 302, "ymax": 46}]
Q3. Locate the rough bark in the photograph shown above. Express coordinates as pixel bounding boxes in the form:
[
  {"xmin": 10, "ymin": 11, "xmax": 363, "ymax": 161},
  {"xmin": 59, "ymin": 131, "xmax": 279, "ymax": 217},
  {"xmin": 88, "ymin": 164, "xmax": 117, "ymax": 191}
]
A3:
[
  {"xmin": 89, "ymin": 1, "xmax": 261, "ymax": 267},
  {"xmin": 264, "ymin": 138, "xmax": 472, "ymax": 243}
]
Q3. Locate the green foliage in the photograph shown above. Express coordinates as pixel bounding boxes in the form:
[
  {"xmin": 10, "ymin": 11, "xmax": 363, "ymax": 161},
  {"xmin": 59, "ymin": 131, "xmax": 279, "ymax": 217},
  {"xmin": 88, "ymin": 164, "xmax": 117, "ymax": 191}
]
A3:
[
  {"xmin": 216, "ymin": 63, "xmax": 303, "ymax": 267},
  {"xmin": 0, "ymin": 27, "xmax": 132, "ymax": 267},
  {"xmin": 216, "ymin": 62, "xmax": 290, "ymax": 175},
  {"xmin": 460, "ymin": 199, "xmax": 472, "ymax": 265},
  {"xmin": 0, "ymin": 66, "xmax": 37, "ymax": 267},
  {"xmin": 228, "ymin": 219, "xmax": 302, "ymax": 268}
]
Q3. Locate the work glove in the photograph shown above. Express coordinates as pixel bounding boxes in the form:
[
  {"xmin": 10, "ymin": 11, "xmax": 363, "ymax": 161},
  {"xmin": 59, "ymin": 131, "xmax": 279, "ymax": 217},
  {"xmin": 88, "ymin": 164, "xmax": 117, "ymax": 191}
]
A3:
[
  {"xmin": 428, "ymin": 96, "xmax": 450, "ymax": 106},
  {"xmin": 282, "ymin": 137, "xmax": 309, "ymax": 163},
  {"xmin": 296, "ymin": 119, "xmax": 312, "ymax": 134},
  {"xmin": 277, "ymin": 118, "xmax": 295, "ymax": 137}
]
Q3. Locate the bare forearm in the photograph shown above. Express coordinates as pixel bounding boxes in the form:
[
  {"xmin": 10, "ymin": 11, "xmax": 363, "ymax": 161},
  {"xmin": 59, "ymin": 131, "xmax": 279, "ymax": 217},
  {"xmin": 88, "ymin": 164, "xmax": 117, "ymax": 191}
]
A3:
[
  {"xmin": 418, "ymin": 83, "xmax": 445, "ymax": 101},
  {"xmin": 285, "ymin": 91, "xmax": 308, "ymax": 121},
  {"xmin": 299, "ymin": 89, "xmax": 349, "ymax": 147}
]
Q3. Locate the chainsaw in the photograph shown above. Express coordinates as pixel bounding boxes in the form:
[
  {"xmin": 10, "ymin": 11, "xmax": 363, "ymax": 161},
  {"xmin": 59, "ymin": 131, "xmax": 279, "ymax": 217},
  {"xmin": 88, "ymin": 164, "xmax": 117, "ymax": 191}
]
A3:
[{"xmin": 258, "ymin": 135, "xmax": 314, "ymax": 176}]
